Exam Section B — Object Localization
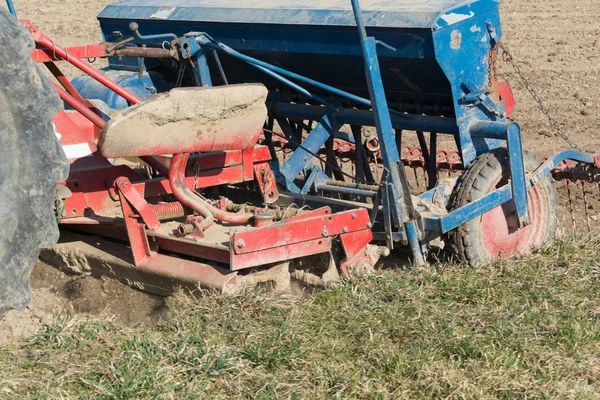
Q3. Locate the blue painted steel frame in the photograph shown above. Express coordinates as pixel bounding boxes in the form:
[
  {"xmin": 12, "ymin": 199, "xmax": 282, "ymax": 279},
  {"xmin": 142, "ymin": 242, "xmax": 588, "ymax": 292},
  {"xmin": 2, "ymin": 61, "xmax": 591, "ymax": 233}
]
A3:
[
  {"xmin": 350, "ymin": 0, "xmax": 424, "ymax": 264},
  {"xmin": 423, "ymin": 151, "xmax": 595, "ymax": 234},
  {"xmin": 470, "ymin": 120, "xmax": 529, "ymax": 225}
]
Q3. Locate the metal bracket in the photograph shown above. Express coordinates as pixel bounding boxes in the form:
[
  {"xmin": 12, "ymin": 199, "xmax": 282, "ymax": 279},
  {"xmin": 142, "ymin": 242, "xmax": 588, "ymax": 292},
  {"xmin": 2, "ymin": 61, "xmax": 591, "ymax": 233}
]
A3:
[
  {"xmin": 277, "ymin": 113, "xmax": 337, "ymax": 193},
  {"xmin": 470, "ymin": 121, "xmax": 529, "ymax": 226},
  {"xmin": 114, "ymin": 177, "xmax": 161, "ymax": 231},
  {"xmin": 462, "ymin": 84, "xmax": 504, "ymax": 117}
]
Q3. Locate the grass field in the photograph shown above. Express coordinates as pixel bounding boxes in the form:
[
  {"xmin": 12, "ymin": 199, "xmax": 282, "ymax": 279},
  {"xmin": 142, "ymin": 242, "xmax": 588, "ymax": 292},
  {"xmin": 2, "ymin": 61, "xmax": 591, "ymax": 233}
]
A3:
[{"xmin": 1, "ymin": 238, "xmax": 600, "ymax": 399}]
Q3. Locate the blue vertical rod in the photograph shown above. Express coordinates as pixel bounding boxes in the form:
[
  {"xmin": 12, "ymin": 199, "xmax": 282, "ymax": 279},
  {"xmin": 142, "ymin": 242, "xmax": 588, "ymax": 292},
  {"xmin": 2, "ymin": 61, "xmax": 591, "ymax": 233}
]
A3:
[
  {"xmin": 6, "ymin": 0, "xmax": 17, "ymax": 17},
  {"xmin": 405, "ymin": 221, "xmax": 425, "ymax": 266},
  {"xmin": 350, "ymin": 0, "xmax": 415, "ymax": 249}
]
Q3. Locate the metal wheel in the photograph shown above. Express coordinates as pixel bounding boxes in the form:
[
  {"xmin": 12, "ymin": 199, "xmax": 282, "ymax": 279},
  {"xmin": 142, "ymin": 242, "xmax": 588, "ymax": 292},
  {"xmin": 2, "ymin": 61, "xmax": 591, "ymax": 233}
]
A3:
[
  {"xmin": 449, "ymin": 148, "xmax": 558, "ymax": 266},
  {"xmin": 0, "ymin": 9, "xmax": 69, "ymax": 317}
]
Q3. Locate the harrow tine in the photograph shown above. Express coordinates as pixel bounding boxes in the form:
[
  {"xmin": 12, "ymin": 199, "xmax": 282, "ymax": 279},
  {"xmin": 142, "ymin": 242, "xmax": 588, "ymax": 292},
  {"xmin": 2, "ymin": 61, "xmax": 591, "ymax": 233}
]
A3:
[
  {"xmin": 413, "ymin": 167, "xmax": 420, "ymax": 189},
  {"xmin": 566, "ymin": 180, "xmax": 576, "ymax": 235},
  {"xmin": 582, "ymin": 182, "xmax": 592, "ymax": 237}
]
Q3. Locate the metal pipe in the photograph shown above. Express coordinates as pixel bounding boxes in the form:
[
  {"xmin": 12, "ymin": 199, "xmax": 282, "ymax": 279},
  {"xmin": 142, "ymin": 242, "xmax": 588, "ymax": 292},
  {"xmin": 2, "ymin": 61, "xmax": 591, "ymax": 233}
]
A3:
[
  {"xmin": 269, "ymin": 102, "xmax": 458, "ymax": 135},
  {"xmin": 139, "ymin": 156, "xmax": 169, "ymax": 177},
  {"xmin": 203, "ymin": 201, "xmax": 253, "ymax": 224},
  {"xmin": 52, "ymin": 83, "xmax": 106, "ymax": 129},
  {"xmin": 289, "ymin": 103, "xmax": 453, "ymax": 134},
  {"xmin": 350, "ymin": 0, "xmax": 368, "ymax": 41},
  {"xmin": 169, "ymin": 154, "xmax": 254, "ymax": 226},
  {"xmin": 204, "ymin": 40, "xmax": 411, "ymax": 120},
  {"xmin": 6, "ymin": 0, "xmax": 16, "ymax": 17},
  {"xmin": 317, "ymin": 184, "xmax": 377, "ymax": 198},
  {"xmin": 469, "ymin": 120, "xmax": 515, "ymax": 140},
  {"xmin": 114, "ymin": 46, "xmax": 177, "ymax": 59},
  {"xmin": 44, "ymin": 61, "xmax": 84, "ymax": 101},
  {"xmin": 324, "ymin": 180, "xmax": 380, "ymax": 192},
  {"xmin": 405, "ymin": 221, "xmax": 425, "ymax": 266},
  {"xmin": 34, "ymin": 33, "xmax": 142, "ymax": 105},
  {"xmin": 169, "ymin": 153, "xmax": 214, "ymax": 230}
]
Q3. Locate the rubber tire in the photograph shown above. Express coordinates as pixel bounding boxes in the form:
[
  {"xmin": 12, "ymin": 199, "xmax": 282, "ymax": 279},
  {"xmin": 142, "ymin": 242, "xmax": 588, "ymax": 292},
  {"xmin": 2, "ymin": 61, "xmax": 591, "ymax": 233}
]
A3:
[
  {"xmin": 449, "ymin": 148, "xmax": 558, "ymax": 266},
  {"xmin": 0, "ymin": 10, "xmax": 69, "ymax": 318}
]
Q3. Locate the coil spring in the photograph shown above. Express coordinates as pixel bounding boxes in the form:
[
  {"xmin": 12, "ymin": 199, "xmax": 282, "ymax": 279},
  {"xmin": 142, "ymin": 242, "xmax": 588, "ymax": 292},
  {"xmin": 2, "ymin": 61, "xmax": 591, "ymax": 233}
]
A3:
[{"xmin": 149, "ymin": 202, "xmax": 186, "ymax": 220}]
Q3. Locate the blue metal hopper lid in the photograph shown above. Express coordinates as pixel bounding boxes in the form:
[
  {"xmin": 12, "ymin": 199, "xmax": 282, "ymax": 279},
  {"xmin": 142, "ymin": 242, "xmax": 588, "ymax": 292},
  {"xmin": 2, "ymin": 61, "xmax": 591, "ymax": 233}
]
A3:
[{"xmin": 98, "ymin": 0, "xmax": 499, "ymax": 30}]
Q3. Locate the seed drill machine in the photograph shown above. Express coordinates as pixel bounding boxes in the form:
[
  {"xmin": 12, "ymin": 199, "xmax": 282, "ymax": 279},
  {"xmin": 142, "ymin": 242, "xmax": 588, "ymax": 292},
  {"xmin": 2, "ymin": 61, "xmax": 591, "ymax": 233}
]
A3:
[{"xmin": 1, "ymin": 0, "xmax": 597, "ymax": 309}]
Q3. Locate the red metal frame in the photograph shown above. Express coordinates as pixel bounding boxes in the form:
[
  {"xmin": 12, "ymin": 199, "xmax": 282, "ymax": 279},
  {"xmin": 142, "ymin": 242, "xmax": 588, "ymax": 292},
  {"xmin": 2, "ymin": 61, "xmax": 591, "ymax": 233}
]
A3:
[{"xmin": 28, "ymin": 23, "xmax": 378, "ymax": 289}]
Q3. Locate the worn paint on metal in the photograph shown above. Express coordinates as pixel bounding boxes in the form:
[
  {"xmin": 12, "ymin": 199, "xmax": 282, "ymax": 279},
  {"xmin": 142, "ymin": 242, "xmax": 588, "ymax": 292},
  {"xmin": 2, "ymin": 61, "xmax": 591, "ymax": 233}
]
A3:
[{"xmin": 98, "ymin": 0, "xmax": 498, "ymax": 29}]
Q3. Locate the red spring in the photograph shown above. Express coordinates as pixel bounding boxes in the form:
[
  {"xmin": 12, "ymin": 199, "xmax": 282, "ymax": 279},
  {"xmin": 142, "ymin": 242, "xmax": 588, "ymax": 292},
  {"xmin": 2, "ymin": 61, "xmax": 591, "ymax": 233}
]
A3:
[{"xmin": 149, "ymin": 202, "xmax": 186, "ymax": 220}]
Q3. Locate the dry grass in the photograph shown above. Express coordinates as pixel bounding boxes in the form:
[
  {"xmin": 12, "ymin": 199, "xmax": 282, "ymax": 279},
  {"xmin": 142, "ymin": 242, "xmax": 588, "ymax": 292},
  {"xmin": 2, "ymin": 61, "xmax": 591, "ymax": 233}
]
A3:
[{"xmin": 2, "ymin": 238, "xmax": 600, "ymax": 399}]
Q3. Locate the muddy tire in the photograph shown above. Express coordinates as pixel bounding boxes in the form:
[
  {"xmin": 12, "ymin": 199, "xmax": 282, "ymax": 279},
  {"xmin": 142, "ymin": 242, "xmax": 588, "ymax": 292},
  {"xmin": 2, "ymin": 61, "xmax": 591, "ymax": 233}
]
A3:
[
  {"xmin": 0, "ymin": 10, "xmax": 69, "ymax": 318},
  {"xmin": 449, "ymin": 148, "xmax": 558, "ymax": 266}
]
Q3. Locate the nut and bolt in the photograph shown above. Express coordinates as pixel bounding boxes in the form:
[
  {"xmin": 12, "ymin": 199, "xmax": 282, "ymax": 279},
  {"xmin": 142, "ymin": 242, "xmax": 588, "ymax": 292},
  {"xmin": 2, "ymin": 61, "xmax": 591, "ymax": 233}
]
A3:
[
  {"xmin": 351, "ymin": 213, "xmax": 357, "ymax": 219},
  {"xmin": 342, "ymin": 226, "xmax": 349, "ymax": 233},
  {"xmin": 321, "ymin": 228, "xmax": 329, "ymax": 237},
  {"xmin": 236, "ymin": 239, "xmax": 245, "ymax": 249},
  {"xmin": 366, "ymin": 222, "xmax": 373, "ymax": 229}
]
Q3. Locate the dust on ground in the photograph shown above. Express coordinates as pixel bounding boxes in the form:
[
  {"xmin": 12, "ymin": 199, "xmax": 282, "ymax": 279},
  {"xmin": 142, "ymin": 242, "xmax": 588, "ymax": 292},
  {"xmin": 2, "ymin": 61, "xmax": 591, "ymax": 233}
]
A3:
[
  {"xmin": 0, "ymin": 261, "xmax": 168, "ymax": 345},
  {"xmin": 0, "ymin": 0, "xmax": 598, "ymax": 342}
]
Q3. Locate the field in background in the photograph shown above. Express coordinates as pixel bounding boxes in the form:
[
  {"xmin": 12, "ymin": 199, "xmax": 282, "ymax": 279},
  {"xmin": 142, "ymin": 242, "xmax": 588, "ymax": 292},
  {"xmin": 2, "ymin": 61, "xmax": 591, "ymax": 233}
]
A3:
[{"xmin": 2, "ymin": 238, "xmax": 600, "ymax": 399}]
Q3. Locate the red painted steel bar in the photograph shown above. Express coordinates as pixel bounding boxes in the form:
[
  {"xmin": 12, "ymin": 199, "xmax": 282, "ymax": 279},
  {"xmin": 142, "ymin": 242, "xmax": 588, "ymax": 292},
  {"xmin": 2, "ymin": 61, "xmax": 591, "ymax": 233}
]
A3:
[
  {"xmin": 45, "ymin": 61, "xmax": 84, "ymax": 101},
  {"xmin": 170, "ymin": 154, "xmax": 253, "ymax": 225},
  {"xmin": 140, "ymin": 156, "xmax": 170, "ymax": 177},
  {"xmin": 31, "ymin": 31, "xmax": 141, "ymax": 104},
  {"xmin": 30, "ymin": 44, "xmax": 110, "ymax": 63},
  {"xmin": 52, "ymin": 82, "xmax": 106, "ymax": 129},
  {"xmin": 169, "ymin": 153, "xmax": 215, "ymax": 229}
]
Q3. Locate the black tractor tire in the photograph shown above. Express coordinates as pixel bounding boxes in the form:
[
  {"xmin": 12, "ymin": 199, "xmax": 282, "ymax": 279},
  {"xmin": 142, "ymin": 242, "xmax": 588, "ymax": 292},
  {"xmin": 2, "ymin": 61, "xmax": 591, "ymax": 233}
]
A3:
[
  {"xmin": 449, "ymin": 148, "xmax": 558, "ymax": 266},
  {"xmin": 0, "ymin": 9, "xmax": 69, "ymax": 318}
]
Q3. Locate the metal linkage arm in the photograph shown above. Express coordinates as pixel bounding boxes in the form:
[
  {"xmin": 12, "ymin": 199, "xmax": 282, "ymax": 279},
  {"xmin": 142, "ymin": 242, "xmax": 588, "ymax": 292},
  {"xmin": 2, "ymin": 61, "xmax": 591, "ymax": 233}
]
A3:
[{"xmin": 423, "ymin": 150, "xmax": 597, "ymax": 234}]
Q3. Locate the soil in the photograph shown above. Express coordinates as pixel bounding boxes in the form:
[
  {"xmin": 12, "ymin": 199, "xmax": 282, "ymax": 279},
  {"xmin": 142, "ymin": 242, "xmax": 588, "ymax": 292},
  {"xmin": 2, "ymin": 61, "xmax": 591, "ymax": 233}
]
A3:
[
  {"xmin": 0, "ymin": 0, "xmax": 598, "ymax": 342},
  {"xmin": 0, "ymin": 261, "xmax": 168, "ymax": 345}
]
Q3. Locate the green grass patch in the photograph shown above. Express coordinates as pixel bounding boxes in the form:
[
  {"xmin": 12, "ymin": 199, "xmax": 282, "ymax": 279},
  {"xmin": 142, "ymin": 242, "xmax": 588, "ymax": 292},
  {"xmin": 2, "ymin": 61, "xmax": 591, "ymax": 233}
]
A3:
[{"xmin": 2, "ymin": 238, "xmax": 600, "ymax": 399}]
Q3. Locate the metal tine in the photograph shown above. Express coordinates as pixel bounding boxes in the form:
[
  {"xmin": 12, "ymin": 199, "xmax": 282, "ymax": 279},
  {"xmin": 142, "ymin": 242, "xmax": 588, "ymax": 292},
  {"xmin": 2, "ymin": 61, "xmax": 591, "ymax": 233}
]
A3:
[
  {"xmin": 582, "ymin": 182, "xmax": 592, "ymax": 237},
  {"xmin": 413, "ymin": 167, "xmax": 420, "ymax": 189},
  {"xmin": 566, "ymin": 180, "xmax": 576, "ymax": 235}
]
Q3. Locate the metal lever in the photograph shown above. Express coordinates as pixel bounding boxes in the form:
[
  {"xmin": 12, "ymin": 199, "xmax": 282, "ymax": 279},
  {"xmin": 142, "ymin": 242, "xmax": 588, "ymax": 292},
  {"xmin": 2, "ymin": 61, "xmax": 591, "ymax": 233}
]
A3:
[{"xmin": 128, "ymin": 22, "xmax": 178, "ymax": 43}]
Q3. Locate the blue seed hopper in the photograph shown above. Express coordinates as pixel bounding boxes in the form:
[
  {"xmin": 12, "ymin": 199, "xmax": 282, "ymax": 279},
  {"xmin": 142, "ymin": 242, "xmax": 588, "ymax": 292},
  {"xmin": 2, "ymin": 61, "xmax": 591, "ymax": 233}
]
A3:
[{"xmin": 95, "ymin": 0, "xmax": 506, "ymax": 163}]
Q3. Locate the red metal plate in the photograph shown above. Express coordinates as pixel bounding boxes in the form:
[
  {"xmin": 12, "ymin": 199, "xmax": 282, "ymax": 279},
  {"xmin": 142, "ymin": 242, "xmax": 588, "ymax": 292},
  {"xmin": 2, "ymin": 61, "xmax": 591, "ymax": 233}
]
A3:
[
  {"xmin": 231, "ymin": 208, "xmax": 371, "ymax": 255},
  {"xmin": 230, "ymin": 237, "xmax": 332, "ymax": 271}
]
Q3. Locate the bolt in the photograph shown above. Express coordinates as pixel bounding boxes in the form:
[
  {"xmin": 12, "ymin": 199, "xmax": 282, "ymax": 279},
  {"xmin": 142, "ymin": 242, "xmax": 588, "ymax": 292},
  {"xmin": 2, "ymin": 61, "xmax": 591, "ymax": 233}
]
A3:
[
  {"xmin": 366, "ymin": 222, "xmax": 373, "ymax": 229},
  {"xmin": 351, "ymin": 213, "xmax": 357, "ymax": 219},
  {"xmin": 236, "ymin": 239, "xmax": 245, "ymax": 249},
  {"xmin": 342, "ymin": 226, "xmax": 349, "ymax": 233},
  {"xmin": 321, "ymin": 228, "xmax": 329, "ymax": 237},
  {"xmin": 122, "ymin": 181, "xmax": 129, "ymax": 188}
]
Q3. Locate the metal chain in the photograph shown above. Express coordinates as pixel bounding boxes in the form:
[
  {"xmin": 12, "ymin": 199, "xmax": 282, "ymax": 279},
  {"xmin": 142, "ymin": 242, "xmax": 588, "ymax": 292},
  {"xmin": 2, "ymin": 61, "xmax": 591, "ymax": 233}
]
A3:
[{"xmin": 496, "ymin": 41, "xmax": 593, "ymax": 153}]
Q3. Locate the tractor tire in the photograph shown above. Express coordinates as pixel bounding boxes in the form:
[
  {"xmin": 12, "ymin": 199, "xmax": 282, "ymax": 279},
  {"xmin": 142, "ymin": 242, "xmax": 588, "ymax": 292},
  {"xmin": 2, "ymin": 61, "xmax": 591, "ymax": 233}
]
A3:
[
  {"xmin": 0, "ymin": 9, "xmax": 69, "ymax": 318},
  {"xmin": 449, "ymin": 148, "xmax": 558, "ymax": 266}
]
